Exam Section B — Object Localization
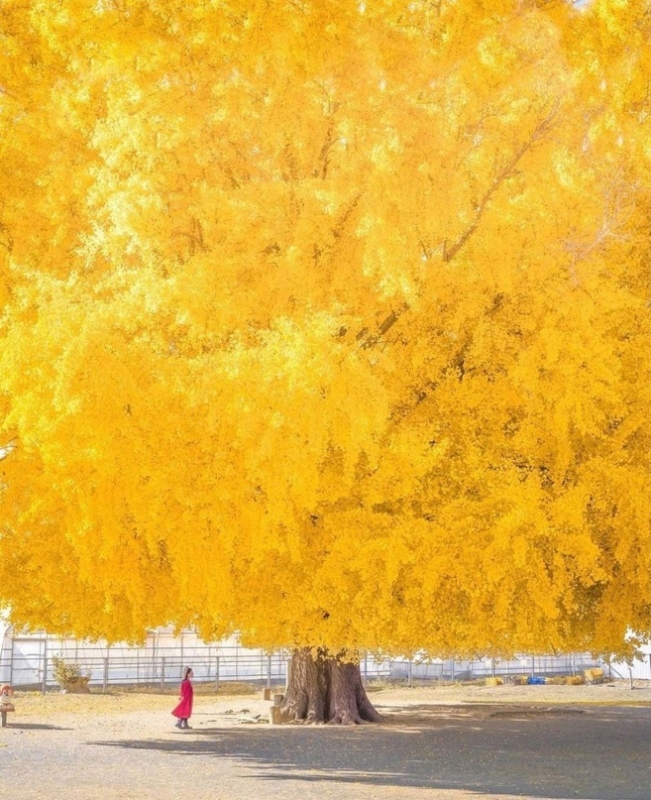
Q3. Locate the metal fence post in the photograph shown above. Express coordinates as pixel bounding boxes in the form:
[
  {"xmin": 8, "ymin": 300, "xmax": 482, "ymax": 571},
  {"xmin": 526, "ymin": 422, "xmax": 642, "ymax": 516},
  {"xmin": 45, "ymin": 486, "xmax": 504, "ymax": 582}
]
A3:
[
  {"xmin": 266, "ymin": 655, "xmax": 272, "ymax": 689},
  {"xmin": 160, "ymin": 657, "xmax": 166, "ymax": 690},
  {"xmin": 215, "ymin": 656, "xmax": 220, "ymax": 691},
  {"xmin": 408, "ymin": 660, "xmax": 412, "ymax": 688},
  {"xmin": 41, "ymin": 640, "xmax": 48, "ymax": 695},
  {"xmin": 103, "ymin": 657, "xmax": 109, "ymax": 693}
]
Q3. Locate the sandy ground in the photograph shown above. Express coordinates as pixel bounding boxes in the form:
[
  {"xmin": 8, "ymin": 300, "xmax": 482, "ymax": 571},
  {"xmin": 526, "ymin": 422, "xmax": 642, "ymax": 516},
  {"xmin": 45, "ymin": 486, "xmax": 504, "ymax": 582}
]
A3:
[
  {"xmin": 6, "ymin": 677, "xmax": 650, "ymax": 725},
  {"xmin": 1, "ymin": 680, "xmax": 649, "ymax": 800},
  {"xmin": 8, "ymin": 677, "xmax": 651, "ymax": 718}
]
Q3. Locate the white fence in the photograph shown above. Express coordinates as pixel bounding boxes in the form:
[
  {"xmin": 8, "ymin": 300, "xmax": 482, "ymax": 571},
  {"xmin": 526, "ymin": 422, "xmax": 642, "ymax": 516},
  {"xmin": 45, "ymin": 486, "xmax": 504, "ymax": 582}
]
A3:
[
  {"xmin": 2, "ymin": 626, "xmax": 641, "ymax": 691},
  {"xmin": 0, "ymin": 629, "xmax": 394, "ymax": 690},
  {"xmin": 390, "ymin": 652, "xmax": 608, "ymax": 682},
  {"xmin": 1, "ymin": 639, "xmax": 290, "ymax": 691}
]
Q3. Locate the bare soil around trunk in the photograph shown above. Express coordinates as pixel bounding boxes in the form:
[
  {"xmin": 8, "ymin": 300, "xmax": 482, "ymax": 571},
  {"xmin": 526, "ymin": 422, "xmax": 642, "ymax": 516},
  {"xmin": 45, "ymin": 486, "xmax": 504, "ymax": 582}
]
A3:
[{"xmin": 1, "ymin": 679, "xmax": 649, "ymax": 800}]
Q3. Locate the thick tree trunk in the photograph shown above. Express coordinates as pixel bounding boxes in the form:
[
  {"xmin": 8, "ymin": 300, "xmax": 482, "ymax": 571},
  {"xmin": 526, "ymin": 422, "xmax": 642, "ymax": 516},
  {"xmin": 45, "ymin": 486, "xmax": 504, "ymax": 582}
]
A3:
[{"xmin": 280, "ymin": 648, "xmax": 382, "ymax": 724}]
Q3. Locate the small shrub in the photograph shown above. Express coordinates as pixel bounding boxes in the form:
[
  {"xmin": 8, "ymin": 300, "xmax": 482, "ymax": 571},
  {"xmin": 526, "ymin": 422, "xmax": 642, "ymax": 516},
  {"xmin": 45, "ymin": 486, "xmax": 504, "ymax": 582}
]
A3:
[{"xmin": 52, "ymin": 656, "xmax": 91, "ymax": 692}]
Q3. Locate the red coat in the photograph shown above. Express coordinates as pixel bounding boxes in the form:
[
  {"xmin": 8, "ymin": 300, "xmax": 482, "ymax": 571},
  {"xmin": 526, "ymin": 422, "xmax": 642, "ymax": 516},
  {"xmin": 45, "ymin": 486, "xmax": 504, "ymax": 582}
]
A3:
[{"xmin": 171, "ymin": 679, "xmax": 194, "ymax": 719}]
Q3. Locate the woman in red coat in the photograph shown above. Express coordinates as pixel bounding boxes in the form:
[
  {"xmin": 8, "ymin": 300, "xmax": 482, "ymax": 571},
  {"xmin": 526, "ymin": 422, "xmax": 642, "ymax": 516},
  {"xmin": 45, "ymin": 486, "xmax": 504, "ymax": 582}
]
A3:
[{"xmin": 172, "ymin": 667, "xmax": 194, "ymax": 729}]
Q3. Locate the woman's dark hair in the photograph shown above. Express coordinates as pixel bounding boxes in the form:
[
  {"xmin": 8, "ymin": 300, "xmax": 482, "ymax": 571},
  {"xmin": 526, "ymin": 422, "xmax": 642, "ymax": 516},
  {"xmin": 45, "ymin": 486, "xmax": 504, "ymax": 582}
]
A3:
[{"xmin": 184, "ymin": 667, "xmax": 193, "ymax": 680}]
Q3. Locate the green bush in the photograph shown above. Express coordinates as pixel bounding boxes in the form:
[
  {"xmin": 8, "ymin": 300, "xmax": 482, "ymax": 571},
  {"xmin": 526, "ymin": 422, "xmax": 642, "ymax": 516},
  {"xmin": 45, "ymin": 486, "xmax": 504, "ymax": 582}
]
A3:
[{"xmin": 52, "ymin": 655, "xmax": 90, "ymax": 690}]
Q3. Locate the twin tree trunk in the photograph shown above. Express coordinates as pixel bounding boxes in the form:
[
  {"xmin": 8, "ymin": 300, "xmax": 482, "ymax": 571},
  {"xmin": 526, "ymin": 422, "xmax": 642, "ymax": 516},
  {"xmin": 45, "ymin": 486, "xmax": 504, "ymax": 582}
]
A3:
[{"xmin": 280, "ymin": 648, "xmax": 382, "ymax": 724}]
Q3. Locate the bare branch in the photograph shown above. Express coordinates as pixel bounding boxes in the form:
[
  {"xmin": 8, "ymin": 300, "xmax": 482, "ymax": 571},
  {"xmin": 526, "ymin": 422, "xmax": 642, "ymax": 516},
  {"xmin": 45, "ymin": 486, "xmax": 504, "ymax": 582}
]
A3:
[
  {"xmin": 358, "ymin": 303, "xmax": 410, "ymax": 350},
  {"xmin": 314, "ymin": 122, "xmax": 340, "ymax": 180},
  {"xmin": 443, "ymin": 104, "xmax": 560, "ymax": 263}
]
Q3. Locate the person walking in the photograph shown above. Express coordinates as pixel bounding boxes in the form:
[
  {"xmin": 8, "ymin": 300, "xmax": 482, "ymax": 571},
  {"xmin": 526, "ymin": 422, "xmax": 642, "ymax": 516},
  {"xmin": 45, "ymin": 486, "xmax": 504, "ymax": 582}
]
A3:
[{"xmin": 172, "ymin": 667, "xmax": 194, "ymax": 729}]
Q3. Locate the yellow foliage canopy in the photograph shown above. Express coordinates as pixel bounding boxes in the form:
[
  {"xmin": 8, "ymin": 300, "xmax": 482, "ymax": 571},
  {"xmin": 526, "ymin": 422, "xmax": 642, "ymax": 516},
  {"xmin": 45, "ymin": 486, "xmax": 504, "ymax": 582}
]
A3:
[{"xmin": 0, "ymin": 0, "xmax": 649, "ymax": 658}]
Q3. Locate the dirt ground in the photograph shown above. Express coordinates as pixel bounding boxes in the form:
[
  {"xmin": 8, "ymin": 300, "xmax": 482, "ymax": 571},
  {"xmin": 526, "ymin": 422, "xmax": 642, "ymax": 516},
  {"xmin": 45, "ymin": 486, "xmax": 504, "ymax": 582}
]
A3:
[
  {"xmin": 8, "ymin": 676, "xmax": 651, "ymax": 718},
  {"xmin": 1, "ymin": 679, "xmax": 649, "ymax": 800}
]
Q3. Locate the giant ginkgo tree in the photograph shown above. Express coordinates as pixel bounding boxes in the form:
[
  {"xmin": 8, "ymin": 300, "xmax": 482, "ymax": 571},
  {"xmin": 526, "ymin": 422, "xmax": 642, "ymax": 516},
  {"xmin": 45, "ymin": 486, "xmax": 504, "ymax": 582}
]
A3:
[{"xmin": 0, "ymin": 0, "xmax": 649, "ymax": 723}]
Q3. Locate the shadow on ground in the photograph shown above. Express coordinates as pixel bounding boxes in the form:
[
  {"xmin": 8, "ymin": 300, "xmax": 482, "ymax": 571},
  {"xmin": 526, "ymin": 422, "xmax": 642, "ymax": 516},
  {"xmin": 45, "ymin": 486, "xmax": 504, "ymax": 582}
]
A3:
[
  {"xmin": 3, "ymin": 722, "xmax": 72, "ymax": 731},
  {"xmin": 90, "ymin": 705, "xmax": 651, "ymax": 800}
]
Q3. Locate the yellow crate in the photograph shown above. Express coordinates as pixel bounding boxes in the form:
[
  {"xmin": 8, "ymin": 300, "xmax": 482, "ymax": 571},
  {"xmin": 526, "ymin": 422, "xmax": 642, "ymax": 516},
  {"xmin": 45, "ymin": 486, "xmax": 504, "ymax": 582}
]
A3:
[{"xmin": 485, "ymin": 677, "xmax": 503, "ymax": 686}]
